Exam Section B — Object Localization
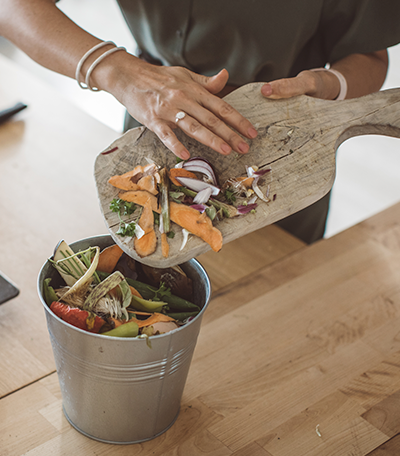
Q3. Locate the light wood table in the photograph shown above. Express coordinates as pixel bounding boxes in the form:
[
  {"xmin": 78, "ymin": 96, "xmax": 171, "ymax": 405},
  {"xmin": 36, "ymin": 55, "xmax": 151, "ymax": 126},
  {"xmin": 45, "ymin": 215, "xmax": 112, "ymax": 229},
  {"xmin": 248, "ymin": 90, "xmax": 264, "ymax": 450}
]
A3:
[{"xmin": 1, "ymin": 53, "xmax": 400, "ymax": 455}]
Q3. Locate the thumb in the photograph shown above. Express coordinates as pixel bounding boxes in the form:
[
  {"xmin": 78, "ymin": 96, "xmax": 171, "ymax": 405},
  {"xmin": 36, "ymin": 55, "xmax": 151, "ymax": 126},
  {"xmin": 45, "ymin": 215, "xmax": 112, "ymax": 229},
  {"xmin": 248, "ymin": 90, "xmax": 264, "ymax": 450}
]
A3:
[
  {"xmin": 261, "ymin": 77, "xmax": 307, "ymax": 100},
  {"xmin": 193, "ymin": 68, "xmax": 230, "ymax": 94}
]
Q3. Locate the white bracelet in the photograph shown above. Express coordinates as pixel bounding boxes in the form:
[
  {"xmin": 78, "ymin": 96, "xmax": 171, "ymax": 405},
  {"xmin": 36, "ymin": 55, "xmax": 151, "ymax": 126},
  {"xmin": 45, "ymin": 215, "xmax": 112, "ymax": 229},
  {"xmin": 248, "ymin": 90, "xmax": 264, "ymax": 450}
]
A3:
[
  {"xmin": 85, "ymin": 46, "xmax": 126, "ymax": 91},
  {"xmin": 310, "ymin": 68, "xmax": 348, "ymax": 100},
  {"xmin": 75, "ymin": 41, "xmax": 115, "ymax": 89}
]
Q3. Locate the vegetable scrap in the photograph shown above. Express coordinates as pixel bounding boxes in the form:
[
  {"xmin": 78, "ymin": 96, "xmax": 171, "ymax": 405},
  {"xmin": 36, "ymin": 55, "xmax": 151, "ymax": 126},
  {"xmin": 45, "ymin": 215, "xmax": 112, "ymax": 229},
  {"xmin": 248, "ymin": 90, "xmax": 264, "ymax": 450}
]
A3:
[
  {"xmin": 44, "ymin": 240, "xmax": 201, "ymax": 338},
  {"xmin": 108, "ymin": 158, "xmax": 273, "ymax": 258}
]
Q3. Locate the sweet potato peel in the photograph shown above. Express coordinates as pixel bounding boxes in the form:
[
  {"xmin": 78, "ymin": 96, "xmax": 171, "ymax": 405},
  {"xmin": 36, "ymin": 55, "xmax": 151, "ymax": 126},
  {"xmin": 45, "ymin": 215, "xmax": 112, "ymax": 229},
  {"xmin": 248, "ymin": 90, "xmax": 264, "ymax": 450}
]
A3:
[
  {"xmin": 134, "ymin": 200, "xmax": 157, "ymax": 257},
  {"xmin": 130, "ymin": 312, "xmax": 176, "ymax": 329},
  {"xmin": 119, "ymin": 190, "xmax": 223, "ymax": 252},
  {"xmin": 168, "ymin": 168, "xmax": 197, "ymax": 186},
  {"xmin": 97, "ymin": 244, "xmax": 124, "ymax": 273},
  {"xmin": 161, "ymin": 232, "xmax": 169, "ymax": 258},
  {"xmin": 108, "ymin": 164, "xmax": 159, "ymax": 194},
  {"xmin": 134, "ymin": 230, "xmax": 157, "ymax": 258}
]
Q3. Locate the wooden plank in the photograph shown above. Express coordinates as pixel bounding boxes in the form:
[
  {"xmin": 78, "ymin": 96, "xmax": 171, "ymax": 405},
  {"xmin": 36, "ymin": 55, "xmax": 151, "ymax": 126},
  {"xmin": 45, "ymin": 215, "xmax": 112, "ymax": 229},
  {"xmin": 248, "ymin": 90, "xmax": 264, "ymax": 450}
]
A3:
[
  {"xmin": 161, "ymin": 430, "xmax": 232, "ymax": 456},
  {"xmin": 367, "ymin": 434, "xmax": 400, "ymax": 456},
  {"xmin": 197, "ymin": 224, "xmax": 305, "ymax": 292},
  {"xmin": 0, "ymin": 381, "xmax": 61, "ymax": 455},
  {"xmin": 363, "ymin": 316, "xmax": 400, "ymax": 356},
  {"xmin": 231, "ymin": 442, "xmax": 273, "ymax": 456},
  {"xmin": 340, "ymin": 351, "xmax": 400, "ymax": 410},
  {"xmin": 361, "ymin": 390, "xmax": 400, "ymax": 439},
  {"xmin": 257, "ymin": 391, "xmax": 388, "ymax": 456},
  {"xmin": 207, "ymin": 342, "xmax": 383, "ymax": 451}
]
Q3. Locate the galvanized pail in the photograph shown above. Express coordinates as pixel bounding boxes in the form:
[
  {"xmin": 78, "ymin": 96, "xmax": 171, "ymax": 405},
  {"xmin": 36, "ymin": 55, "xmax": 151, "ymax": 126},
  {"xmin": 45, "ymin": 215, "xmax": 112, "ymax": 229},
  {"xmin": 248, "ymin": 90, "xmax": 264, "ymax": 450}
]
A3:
[{"xmin": 37, "ymin": 235, "xmax": 211, "ymax": 444}]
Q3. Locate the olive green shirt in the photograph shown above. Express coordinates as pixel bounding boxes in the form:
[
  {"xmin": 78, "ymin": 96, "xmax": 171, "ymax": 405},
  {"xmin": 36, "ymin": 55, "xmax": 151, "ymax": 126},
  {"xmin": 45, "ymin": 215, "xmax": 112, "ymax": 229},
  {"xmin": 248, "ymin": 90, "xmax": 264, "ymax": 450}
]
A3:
[
  {"xmin": 115, "ymin": 0, "xmax": 400, "ymax": 243},
  {"xmin": 116, "ymin": 0, "xmax": 400, "ymax": 85}
]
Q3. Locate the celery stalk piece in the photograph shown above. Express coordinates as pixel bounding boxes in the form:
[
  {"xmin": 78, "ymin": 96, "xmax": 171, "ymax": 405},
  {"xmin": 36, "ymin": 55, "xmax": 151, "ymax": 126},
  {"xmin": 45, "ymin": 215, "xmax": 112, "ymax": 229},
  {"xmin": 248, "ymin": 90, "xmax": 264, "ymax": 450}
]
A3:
[
  {"xmin": 60, "ymin": 246, "xmax": 100, "ymax": 301},
  {"xmin": 52, "ymin": 240, "xmax": 89, "ymax": 287},
  {"xmin": 159, "ymin": 168, "xmax": 170, "ymax": 233}
]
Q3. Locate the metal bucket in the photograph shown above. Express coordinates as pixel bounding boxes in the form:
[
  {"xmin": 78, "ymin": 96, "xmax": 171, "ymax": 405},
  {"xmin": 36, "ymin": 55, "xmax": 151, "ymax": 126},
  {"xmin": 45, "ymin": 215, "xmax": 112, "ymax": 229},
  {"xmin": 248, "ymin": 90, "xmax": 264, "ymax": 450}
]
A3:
[{"xmin": 37, "ymin": 234, "xmax": 211, "ymax": 444}]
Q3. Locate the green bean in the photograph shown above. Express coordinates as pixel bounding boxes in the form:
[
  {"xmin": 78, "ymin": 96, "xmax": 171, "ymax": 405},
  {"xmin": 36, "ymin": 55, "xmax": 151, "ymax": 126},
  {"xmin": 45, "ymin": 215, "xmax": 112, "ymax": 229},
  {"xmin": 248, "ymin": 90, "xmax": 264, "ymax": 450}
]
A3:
[
  {"xmin": 130, "ymin": 295, "xmax": 166, "ymax": 313},
  {"xmin": 101, "ymin": 321, "xmax": 139, "ymax": 338},
  {"xmin": 126, "ymin": 278, "xmax": 200, "ymax": 312},
  {"xmin": 43, "ymin": 278, "xmax": 59, "ymax": 306},
  {"xmin": 98, "ymin": 272, "xmax": 201, "ymax": 312},
  {"xmin": 165, "ymin": 311, "xmax": 200, "ymax": 321}
]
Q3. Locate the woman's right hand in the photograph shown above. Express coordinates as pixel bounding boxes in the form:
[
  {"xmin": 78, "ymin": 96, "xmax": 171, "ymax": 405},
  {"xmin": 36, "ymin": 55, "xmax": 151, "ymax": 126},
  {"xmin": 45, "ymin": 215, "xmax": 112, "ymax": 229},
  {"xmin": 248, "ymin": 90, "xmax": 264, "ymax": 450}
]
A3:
[{"xmin": 93, "ymin": 55, "xmax": 258, "ymax": 160}]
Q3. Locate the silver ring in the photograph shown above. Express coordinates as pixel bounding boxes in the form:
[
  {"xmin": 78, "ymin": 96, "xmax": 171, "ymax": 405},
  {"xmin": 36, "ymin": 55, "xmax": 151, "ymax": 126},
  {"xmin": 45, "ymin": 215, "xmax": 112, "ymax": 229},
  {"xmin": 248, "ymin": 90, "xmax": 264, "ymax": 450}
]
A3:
[{"xmin": 175, "ymin": 111, "xmax": 186, "ymax": 123}]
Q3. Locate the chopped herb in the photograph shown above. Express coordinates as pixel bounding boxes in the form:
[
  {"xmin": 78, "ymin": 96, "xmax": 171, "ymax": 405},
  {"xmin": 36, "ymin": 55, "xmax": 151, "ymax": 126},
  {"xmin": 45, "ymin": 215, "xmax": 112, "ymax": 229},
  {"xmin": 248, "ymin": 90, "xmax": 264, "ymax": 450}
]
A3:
[
  {"xmin": 167, "ymin": 231, "xmax": 175, "ymax": 239},
  {"xmin": 224, "ymin": 189, "xmax": 236, "ymax": 204},
  {"xmin": 110, "ymin": 198, "xmax": 139, "ymax": 237},
  {"xmin": 152, "ymin": 282, "xmax": 172, "ymax": 301},
  {"xmin": 110, "ymin": 198, "xmax": 136, "ymax": 216},
  {"xmin": 116, "ymin": 221, "xmax": 137, "ymax": 237},
  {"xmin": 206, "ymin": 205, "xmax": 217, "ymax": 221},
  {"xmin": 169, "ymin": 191, "xmax": 185, "ymax": 203}
]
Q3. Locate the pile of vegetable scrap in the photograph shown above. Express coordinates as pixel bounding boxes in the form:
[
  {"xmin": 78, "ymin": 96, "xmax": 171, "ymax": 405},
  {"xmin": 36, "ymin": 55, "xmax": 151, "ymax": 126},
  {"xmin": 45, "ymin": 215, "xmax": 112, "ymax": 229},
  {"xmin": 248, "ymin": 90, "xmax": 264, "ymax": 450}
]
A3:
[
  {"xmin": 43, "ymin": 240, "xmax": 200, "ymax": 338},
  {"xmin": 108, "ymin": 158, "xmax": 273, "ymax": 259}
]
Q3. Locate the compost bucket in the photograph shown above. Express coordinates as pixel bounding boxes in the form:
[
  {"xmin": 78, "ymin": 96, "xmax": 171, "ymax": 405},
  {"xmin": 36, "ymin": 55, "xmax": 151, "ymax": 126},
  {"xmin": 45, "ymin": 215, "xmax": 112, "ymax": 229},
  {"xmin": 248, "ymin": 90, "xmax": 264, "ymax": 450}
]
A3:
[{"xmin": 37, "ymin": 234, "xmax": 211, "ymax": 444}]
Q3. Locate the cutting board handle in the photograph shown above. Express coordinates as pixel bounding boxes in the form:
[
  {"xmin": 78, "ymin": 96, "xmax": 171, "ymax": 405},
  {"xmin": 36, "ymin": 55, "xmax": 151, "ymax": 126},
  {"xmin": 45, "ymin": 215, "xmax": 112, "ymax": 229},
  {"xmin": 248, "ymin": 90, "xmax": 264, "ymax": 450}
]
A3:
[{"xmin": 335, "ymin": 88, "xmax": 400, "ymax": 147}]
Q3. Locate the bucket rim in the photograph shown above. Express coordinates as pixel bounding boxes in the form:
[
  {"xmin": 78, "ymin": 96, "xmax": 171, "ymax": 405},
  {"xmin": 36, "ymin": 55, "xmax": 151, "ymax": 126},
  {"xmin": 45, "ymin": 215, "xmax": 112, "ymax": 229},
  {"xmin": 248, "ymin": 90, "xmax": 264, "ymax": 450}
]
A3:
[{"xmin": 37, "ymin": 234, "xmax": 211, "ymax": 341}]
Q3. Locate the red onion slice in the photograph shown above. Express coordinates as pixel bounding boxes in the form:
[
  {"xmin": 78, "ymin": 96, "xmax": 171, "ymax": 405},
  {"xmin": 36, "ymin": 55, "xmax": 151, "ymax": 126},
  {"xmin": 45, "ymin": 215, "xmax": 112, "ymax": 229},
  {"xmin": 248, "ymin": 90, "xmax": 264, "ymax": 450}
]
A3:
[
  {"xmin": 190, "ymin": 204, "xmax": 207, "ymax": 213},
  {"xmin": 175, "ymin": 176, "xmax": 220, "ymax": 196},
  {"xmin": 252, "ymin": 176, "xmax": 270, "ymax": 203},
  {"xmin": 247, "ymin": 165, "xmax": 271, "ymax": 178},
  {"xmin": 183, "ymin": 157, "xmax": 219, "ymax": 186},
  {"xmin": 247, "ymin": 195, "xmax": 258, "ymax": 205},
  {"xmin": 180, "ymin": 229, "xmax": 191, "ymax": 251},
  {"xmin": 237, "ymin": 203, "xmax": 258, "ymax": 214},
  {"xmin": 193, "ymin": 187, "xmax": 212, "ymax": 204}
]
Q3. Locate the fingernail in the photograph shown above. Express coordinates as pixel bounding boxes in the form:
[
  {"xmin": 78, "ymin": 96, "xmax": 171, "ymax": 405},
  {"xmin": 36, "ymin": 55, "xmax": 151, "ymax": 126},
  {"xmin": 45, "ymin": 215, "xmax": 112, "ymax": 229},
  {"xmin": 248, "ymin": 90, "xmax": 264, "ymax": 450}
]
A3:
[
  {"xmin": 180, "ymin": 149, "xmax": 190, "ymax": 160},
  {"xmin": 238, "ymin": 141, "xmax": 249, "ymax": 153},
  {"xmin": 248, "ymin": 127, "xmax": 258, "ymax": 138},
  {"xmin": 261, "ymin": 84, "xmax": 272, "ymax": 96},
  {"xmin": 221, "ymin": 143, "xmax": 231, "ymax": 154}
]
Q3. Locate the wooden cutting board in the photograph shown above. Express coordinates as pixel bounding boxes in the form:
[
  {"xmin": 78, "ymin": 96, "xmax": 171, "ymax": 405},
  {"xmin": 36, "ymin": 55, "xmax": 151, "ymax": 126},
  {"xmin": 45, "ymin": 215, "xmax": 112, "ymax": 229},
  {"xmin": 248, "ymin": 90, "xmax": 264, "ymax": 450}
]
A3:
[{"xmin": 94, "ymin": 83, "xmax": 400, "ymax": 267}]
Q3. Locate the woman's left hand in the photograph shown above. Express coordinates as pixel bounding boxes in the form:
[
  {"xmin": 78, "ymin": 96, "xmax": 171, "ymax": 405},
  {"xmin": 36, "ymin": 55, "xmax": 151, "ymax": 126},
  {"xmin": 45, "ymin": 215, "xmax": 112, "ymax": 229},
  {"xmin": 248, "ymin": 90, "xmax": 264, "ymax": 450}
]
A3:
[{"xmin": 261, "ymin": 50, "xmax": 389, "ymax": 101}]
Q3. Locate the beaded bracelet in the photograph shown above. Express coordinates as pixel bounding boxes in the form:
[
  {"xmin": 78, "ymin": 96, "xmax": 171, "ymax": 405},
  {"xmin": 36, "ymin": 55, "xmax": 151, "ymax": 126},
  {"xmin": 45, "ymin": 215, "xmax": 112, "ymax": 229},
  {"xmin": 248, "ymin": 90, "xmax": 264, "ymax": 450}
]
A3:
[
  {"xmin": 310, "ymin": 68, "xmax": 348, "ymax": 100},
  {"xmin": 75, "ymin": 41, "xmax": 125, "ymax": 91}
]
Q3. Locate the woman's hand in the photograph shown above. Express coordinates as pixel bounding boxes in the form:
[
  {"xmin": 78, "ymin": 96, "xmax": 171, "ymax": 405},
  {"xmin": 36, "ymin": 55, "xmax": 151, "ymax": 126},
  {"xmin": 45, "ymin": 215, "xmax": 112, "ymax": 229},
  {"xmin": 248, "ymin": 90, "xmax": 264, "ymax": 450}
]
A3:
[
  {"xmin": 0, "ymin": 0, "xmax": 258, "ymax": 161},
  {"xmin": 260, "ymin": 69, "xmax": 340, "ymax": 100},
  {"xmin": 103, "ymin": 60, "xmax": 258, "ymax": 160},
  {"xmin": 261, "ymin": 50, "xmax": 388, "ymax": 101}
]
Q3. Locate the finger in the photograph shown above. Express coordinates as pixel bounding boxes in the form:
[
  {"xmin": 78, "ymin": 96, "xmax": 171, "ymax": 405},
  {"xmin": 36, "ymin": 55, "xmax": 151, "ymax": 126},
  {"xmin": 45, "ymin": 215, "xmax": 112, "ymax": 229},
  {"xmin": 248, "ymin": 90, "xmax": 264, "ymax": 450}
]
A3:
[
  {"xmin": 261, "ymin": 76, "xmax": 310, "ymax": 99},
  {"xmin": 151, "ymin": 121, "xmax": 191, "ymax": 160},
  {"xmin": 201, "ymin": 95, "xmax": 258, "ymax": 144},
  {"xmin": 175, "ymin": 112, "xmax": 235, "ymax": 155},
  {"xmin": 192, "ymin": 68, "xmax": 230, "ymax": 95},
  {"xmin": 181, "ymin": 106, "xmax": 253, "ymax": 154}
]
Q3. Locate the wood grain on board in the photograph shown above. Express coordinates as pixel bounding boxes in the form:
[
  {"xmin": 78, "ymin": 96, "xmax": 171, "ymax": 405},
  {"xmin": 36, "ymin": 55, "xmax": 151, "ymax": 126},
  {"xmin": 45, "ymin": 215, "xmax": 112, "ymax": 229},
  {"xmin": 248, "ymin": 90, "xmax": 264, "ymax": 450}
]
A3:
[{"xmin": 94, "ymin": 85, "xmax": 400, "ymax": 267}]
